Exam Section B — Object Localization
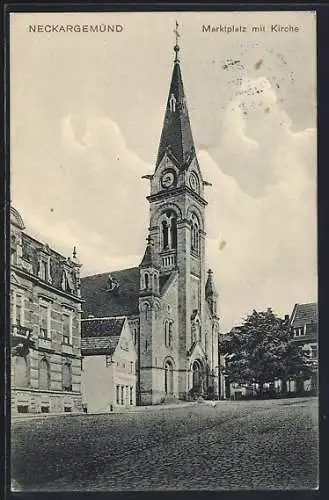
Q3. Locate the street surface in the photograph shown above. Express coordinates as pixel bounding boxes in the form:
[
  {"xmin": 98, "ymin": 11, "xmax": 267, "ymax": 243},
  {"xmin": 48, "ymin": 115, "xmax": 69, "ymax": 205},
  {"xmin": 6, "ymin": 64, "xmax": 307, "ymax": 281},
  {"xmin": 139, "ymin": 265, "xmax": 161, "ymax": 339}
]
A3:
[{"xmin": 11, "ymin": 397, "xmax": 318, "ymax": 491}]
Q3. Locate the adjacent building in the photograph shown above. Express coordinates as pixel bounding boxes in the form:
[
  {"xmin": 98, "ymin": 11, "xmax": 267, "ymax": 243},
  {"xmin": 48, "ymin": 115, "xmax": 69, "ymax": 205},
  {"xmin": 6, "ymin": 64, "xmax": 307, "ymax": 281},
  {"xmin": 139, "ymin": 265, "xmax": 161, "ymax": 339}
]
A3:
[
  {"xmin": 290, "ymin": 302, "xmax": 318, "ymax": 393},
  {"xmin": 220, "ymin": 303, "xmax": 318, "ymax": 399},
  {"xmin": 10, "ymin": 207, "xmax": 83, "ymax": 414},
  {"xmin": 81, "ymin": 40, "xmax": 220, "ymax": 405},
  {"xmin": 81, "ymin": 316, "xmax": 137, "ymax": 412}
]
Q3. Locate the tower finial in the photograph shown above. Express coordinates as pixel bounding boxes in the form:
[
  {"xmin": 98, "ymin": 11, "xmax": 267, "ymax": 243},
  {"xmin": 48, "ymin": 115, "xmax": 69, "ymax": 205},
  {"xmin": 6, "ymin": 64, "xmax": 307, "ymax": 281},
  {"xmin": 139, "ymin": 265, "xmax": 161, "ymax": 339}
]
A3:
[{"xmin": 173, "ymin": 20, "xmax": 180, "ymax": 62}]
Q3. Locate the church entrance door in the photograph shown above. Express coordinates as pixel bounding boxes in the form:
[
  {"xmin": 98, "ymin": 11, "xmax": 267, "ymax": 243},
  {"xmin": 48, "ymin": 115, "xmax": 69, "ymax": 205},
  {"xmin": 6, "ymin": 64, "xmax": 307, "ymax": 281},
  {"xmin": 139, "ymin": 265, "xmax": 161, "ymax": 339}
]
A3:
[
  {"xmin": 192, "ymin": 360, "xmax": 203, "ymax": 394},
  {"xmin": 164, "ymin": 360, "xmax": 174, "ymax": 394}
]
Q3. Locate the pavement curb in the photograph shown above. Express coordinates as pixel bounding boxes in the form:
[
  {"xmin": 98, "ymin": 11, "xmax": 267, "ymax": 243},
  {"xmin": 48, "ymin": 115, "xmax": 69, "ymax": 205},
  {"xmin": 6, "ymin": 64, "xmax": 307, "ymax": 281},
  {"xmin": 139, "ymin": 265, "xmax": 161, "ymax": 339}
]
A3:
[{"xmin": 11, "ymin": 402, "xmax": 201, "ymax": 421}]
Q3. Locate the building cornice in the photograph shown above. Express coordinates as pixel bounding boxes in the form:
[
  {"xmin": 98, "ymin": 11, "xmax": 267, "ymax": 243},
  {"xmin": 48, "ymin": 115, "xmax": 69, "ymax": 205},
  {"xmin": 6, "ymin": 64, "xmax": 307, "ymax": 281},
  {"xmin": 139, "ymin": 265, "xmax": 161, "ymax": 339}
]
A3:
[
  {"xmin": 147, "ymin": 186, "xmax": 207, "ymax": 207},
  {"xmin": 11, "ymin": 265, "xmax": 83, "ymax": 303},
  {"xmin": 12, "ymin": 387, "xmax": 81, "ymax": 395}
]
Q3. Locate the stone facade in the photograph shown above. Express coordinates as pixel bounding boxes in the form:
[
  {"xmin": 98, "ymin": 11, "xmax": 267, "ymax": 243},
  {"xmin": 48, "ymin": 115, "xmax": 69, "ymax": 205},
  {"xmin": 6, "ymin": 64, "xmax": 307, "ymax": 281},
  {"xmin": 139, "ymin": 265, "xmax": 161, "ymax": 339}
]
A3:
[
  {"xmin": 135, "ymin": 49, "xmax": 220, "ymax": 405},
  {"xmin": 80, "ymin": 42, "xmax": 220, "ymax": 406},
  {"xmin": 11, "ymin": 207, "xmax": 83, "ymax": 414}
]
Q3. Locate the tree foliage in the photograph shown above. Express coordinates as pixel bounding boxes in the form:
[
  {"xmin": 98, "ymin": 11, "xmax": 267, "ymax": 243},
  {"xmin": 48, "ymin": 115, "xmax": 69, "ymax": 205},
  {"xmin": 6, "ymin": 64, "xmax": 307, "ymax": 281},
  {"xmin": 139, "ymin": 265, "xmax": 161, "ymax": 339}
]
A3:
[{"xmin": 219, "ymin": 309, "xmax": 313, "ymax": 391}]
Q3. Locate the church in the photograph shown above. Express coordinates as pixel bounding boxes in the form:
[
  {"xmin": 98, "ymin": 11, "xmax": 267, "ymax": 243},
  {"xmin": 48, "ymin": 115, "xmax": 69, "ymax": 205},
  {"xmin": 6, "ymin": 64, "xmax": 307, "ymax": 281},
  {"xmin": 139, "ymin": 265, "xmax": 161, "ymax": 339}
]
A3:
[{"xmin": 81, "ymin": 34, "xmax": 220, "ymax": 406}]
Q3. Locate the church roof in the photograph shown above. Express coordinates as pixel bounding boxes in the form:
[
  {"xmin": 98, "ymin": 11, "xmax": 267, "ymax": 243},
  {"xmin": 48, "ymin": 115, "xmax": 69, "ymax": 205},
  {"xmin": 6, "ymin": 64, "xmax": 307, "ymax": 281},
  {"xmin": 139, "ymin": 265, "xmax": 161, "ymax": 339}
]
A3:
[
  {"xmin": 80, "ymin": 268, "xmax": 140, "ymax": 318},
  {"xmin": 81, "ymin": 266, "xmax": 177, "ymax": 318},
  {"xmin": 155, "ymin": 48, "xmax": 196, "ymax": 169}
]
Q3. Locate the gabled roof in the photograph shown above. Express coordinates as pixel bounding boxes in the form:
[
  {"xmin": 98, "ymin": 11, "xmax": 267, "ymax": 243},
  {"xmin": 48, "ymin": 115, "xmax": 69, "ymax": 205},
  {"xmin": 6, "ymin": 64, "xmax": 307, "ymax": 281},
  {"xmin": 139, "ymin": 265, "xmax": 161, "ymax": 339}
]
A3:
[
  {"xmin": 155, "ymin": 55, "xmax": 196, "ymax": 169},
  {"xmin": 81, "ymin": 317, "xmax": 126, "ymax": 338},
  {"xmin": 290, "ymin": 303, "xmax": 318, "ymax": 328},
  {"xmin": 80, "ymin": 267, "xmax": 140, "ymax": 319},
  {"xmin": 81, "ymin": 316, "xmax": 125, "ymax": 356},
  {"xmin": 81, "ymin": 336, "xmax": 121, "ymax": 356},
  {"xmin": 187, "ymin": 340, "xmax": 206, "ymax": 360}
]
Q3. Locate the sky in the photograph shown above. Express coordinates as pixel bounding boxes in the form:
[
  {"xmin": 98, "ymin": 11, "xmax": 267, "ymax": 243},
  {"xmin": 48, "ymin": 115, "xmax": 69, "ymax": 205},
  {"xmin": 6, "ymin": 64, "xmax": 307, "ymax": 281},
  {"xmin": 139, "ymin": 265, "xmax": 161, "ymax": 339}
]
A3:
[{"xmin": 10, "ymin": 11, "xmax": 317, "ymax": 331}]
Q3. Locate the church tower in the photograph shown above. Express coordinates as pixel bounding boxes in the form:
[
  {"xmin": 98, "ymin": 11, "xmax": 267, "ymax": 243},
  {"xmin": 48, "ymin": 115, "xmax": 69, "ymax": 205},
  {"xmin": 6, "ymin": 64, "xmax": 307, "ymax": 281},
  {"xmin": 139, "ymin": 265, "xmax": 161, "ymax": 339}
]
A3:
[{"xmin": 139, "ymin": 25, "xmax": 218, "ymax": 404}]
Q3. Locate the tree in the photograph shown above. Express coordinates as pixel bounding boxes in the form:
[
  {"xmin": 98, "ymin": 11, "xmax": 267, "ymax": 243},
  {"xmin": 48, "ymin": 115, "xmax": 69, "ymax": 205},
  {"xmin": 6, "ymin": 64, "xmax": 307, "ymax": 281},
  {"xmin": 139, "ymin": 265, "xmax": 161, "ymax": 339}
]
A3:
[{"xmin": 219, "ymin": 309, "xmax": 313, "ymax": 397}]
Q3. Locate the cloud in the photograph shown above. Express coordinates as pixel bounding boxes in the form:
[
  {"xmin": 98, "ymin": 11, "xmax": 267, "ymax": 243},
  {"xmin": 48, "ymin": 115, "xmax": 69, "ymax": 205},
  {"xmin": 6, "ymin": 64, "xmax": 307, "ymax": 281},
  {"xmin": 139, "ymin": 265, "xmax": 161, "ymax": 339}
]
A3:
[
  {"xmin": 12, "ymin": 112, "xmax": 152, "ymax": 275},
  {"xmin": 200, "ymin": 77, "xmax": 316, "ymax": 330},
  {"xmin": 12, "ymin": 78, "xmax": 316, "ymax": 332},
  {"xmin": 208, "ymin": 76, "xmax": 316, "ymax": 198}
]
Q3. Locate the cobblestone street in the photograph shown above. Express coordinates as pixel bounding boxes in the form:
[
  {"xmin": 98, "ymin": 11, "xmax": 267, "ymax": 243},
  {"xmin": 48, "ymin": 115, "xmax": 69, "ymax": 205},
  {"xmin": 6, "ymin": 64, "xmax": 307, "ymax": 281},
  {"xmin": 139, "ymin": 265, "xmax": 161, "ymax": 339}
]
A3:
[{"xmin": 11, "ymin": 397, "xmax": 318, "ymax": 491}]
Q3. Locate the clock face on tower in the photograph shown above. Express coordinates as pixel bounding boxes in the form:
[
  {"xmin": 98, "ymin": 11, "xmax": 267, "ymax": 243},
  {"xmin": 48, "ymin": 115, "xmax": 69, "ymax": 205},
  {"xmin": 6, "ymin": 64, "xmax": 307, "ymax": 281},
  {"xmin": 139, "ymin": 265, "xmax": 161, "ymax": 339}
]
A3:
[
  {"xmin": 161, "ymin": 171, "xmax": 175, "ymax": 189},
  {"xmin": 189, "ymin": 172, "xmax": 200, "ymax": 193}
]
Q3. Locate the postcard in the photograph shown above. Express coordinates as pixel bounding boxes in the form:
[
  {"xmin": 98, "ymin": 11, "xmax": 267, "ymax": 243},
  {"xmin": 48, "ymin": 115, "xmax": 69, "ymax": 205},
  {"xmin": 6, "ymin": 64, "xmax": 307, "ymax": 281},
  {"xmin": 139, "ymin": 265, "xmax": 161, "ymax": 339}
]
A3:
[{"xmin": 9, "ymin": 10, "xmax": 318, "ymax": 491}]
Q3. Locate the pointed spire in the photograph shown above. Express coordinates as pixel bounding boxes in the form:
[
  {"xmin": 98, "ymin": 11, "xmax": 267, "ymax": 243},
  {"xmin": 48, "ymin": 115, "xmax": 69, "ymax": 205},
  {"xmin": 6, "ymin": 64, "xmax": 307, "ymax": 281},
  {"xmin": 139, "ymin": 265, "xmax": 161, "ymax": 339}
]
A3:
[
  {"xmin": 205, "ymin": 269, "xmax": 218, "ymax": 298},
  {"xmin": 155, "ymin": 23, "xmax": 196, "ymax": 169},
  {"xmin": 140, "ymin": 235, "xmax": 157, "ymax": 268}
]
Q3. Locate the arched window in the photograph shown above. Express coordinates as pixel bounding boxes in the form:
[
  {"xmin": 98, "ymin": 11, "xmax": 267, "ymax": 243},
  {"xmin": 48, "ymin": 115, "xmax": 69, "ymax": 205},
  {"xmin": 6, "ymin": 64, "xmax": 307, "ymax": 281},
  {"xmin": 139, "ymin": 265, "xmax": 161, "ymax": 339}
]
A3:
[
  {"xmin": 162, "ymin": 221, "xmax": 169, "ymax": 249},
  {"xmin": 39, "ymin": 358, "xmax": 50, "ymax": 390},
  {"xmin": 168, "ymin": 322, "xmax": 173, "ymax": 347},
  {"xmin": 164, "ymin": 360, "xmax": 174, "ymax": 394},
  {"xmin": 190, "ymin": 213, "xmax": 200, "ymax": 254},
  {"xmin": 15, "ymin": 356, "xmax": 29, "ymax": 388},
  {"xmin": 165, "ymin": 320, "xmax": 169, "ymax": 346},
  {"xmin": 143, "ymin": 303, "xmax": 150, "ymax": 320},
  {"xmin": 144, "ymin": 273, "xmax": 149, "ymax": 290},
  {"xmin": 153, "ymin": 273, "xmax": 158, "ymax": 291},
  {"xmin": 170, "ymin": 217, "xmax": 177, "ymax": 249},
  {"xmin": 161, "ymin": 211, "xmax": 177, "ymax": 250},
  {"xmin": 63, "ymin": 363, "xmax": 72, "ymax": 392},
  {"xmin": 165, "ymin": 321, "xmax": 174, "ymax": 347}
]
